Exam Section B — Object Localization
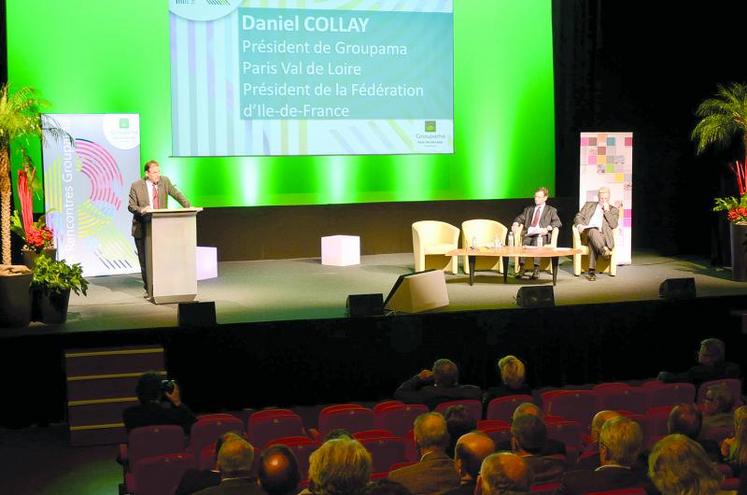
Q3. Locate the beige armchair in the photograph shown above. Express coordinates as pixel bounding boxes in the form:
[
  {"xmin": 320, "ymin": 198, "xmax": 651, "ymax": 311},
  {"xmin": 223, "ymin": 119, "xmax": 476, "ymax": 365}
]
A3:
[
  {"xmin": 461, "ymin": 219, "xmax": 508, "ymax": 274},
  {"xmin": 572, "ymin": 210, "xmax": 621, "ymax": 276},
  {"xmin": 412, "ymin": 220, "xmax": 460, "ymax": 274},
  {"xmin": 512, "ymin": 225, "xmax": 559, "ymax": 274}
]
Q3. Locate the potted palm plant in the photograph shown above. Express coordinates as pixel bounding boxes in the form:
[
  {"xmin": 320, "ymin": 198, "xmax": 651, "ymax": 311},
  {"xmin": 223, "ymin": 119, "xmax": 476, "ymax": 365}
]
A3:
[
  {"xmin": 0, "ymin": 84, "xmax": 70, "ymax": 323},
  {"xmin": 31, "ymin": 255, "xmax": 88, "ymax": 324},
  {"xmin": 691, "ymin": 82, "xmax": 747, "ymax": 280}
]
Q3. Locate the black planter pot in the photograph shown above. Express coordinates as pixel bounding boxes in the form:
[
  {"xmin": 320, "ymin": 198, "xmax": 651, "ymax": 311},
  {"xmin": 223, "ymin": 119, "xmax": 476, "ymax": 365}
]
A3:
[
  {"xmin": 0, "ymin": 271, "xmax": 32, "ymax": 327},
  {"xmin": 730, "ymin": 223, "xmax": 747, "ymax": 282},
  {"xmin": 36, "ymin": 288, "xmax": 71, "ymax": 324}
]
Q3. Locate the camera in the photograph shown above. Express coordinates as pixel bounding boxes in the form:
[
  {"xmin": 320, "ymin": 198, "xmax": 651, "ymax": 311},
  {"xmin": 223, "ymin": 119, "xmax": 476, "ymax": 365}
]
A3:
[{"xmin": 161, "ymin": 379, "xmax": 176, "ymax": 394}]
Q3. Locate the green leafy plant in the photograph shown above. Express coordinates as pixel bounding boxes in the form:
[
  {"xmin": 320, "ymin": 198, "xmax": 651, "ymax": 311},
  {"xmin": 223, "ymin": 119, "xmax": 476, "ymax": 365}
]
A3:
[
  {"xmin": 691, "ymin": 82, "xmax": 747, "ymax": 223},
  {"xmin": 31, "ymin": 255, "xmax": 88, "ymax": 296}
]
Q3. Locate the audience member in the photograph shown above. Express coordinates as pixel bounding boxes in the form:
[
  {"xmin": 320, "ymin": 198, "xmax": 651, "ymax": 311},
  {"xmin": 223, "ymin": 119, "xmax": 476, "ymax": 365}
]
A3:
[
  {"xmin": 176, "ymin": 432, "xmax": 243, "ymax": 495},
  {"xmin": 363, "ymin": 480, "xmax": 413, "ymax": 495},
  {"xmin": 494, "ymin": 403, "xmax": 565, "ymax": 456},
  {"xmin": 657, "ymin": 338, "xmax": 740, "ymax": 387},
  {"xmin": 575, "ymin": 410, "xmax": 622, "ymax": 470},
  {"xmin": 258, "ymin": 445, "xmax": 300, "ymax": 495},
  {"xmin": 195, "ymin": 437, "xmax": 265, "ymax": 495},
  {"xmin": 444, "ymin": 405, "xmax": 477, "ymax": 457},
  {"xmin": 444, "ymin": 431, "xmax": 496, "ymax": 495},
  {"xmin": 557, "ymin": 417, "xmax": 647, "ymax": 494},
  {"xmin": 388, "ymin": 412, "xmax": 460, "ymax": 495},
  {"xmin": 476, "ymin": 452, "xmax": 533, "ymax": 495},
  {"xmin": 483, "ymin": 356, "xmax": 533, "ymax": 407},
  {"xmin": 510, "ymin": 414, "xmax": 566, "ymax": 483},
  {"xmin": 324, "ymin": 429, "xmax": 353, "ymax": 442},
  {"xmin": 722, "ymin": 406, "xmax": 747, "ymax": 471},
  {"xmin": 308, "ymin": 437, "xmax": 372, "ymax": 495},
  {"xmin": 701, "ymin": 384, "xmax": 736, "ymax": 444},
  {"xmin": 394, "ymin": 359, "xmax": 482, "ymax": 410},
  {"xmin": 648, "ymin": 434, "xmax": 730, "ymax": 495},
  {"xmin": 123, "ymin": 372, "xmax": 196, "ymax": 434},
  {"xmin": 667, "ymin": 403, "xmax": 721, "ymax": 461}
]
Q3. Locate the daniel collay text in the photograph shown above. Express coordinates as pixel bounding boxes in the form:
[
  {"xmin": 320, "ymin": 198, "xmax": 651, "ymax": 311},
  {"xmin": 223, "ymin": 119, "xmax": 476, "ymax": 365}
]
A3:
[{"xmin": 242, "ymin": 14, "xmax": 370, "ymax": 33}]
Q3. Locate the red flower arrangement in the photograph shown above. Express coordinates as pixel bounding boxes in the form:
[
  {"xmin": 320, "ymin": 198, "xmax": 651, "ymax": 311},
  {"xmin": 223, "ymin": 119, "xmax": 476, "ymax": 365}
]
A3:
[
  {"xmin": 714, "ymin": 160, "xmax": 747, "ymax": 224},
  {"xmin": 10, "ymin": 169, "xmax": 55, "ymax": 253}
]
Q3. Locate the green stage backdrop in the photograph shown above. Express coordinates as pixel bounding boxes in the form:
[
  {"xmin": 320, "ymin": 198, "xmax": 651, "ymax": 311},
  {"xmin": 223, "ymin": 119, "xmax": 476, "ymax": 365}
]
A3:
[{"xmin": 7, "ymin": 0, "xmax": 554, "ymax": 208}]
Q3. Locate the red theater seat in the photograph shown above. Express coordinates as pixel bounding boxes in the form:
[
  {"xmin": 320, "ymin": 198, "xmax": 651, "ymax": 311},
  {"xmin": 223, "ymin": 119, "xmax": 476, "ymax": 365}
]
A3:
[
  {"xmin": 318, "ymin": 405, "xmax": 375, "ymax": 436},
  {"xmin": 119, "ymin": 425, "xmax": 185, "ymax": 473},
  {"xmin": 374, "ymin": 403, "xmax": 428, "ymax": 437},
  {"xmin": 486, "ymin": 394, "xmax": 535, "ymax": 422},
  {"xmin": 248, "ymin": 409, "xmax": 306, "ymax": 448},
  {"xmin": 127, "ymin": 453, "xmax": 195, "ymax": 495},
  {"xmin": 542, "ymin": 390, "xmax": 598, "ymax": 427}
]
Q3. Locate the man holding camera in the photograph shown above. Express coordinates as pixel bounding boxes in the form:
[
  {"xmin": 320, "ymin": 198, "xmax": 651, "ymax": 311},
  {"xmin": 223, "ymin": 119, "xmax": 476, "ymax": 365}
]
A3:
[{"xmin": 123, "ymin": 372, "xmax": 196, "ymax": 434}]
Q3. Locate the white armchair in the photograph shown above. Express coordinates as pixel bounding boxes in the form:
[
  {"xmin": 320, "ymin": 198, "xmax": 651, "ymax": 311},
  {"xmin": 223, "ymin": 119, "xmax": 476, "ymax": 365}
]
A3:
[
  {"xmin": 412, "ymin": 220, "xmax": 460, "ymax": 274},
  {"xmin": 461, "ymin": 219, "xmax": 508, "ymax": 274},
  {"xmin": 512, "ymin": 225, "xmax": 559, "ymax": 274},
  {"xmin": 572, "ymin": 210, "xmax": 621, "ymax": 276}
]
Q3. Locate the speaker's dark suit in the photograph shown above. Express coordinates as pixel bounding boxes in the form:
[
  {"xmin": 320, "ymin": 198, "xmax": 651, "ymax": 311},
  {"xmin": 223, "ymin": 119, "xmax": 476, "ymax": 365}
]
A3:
[{"xmin": 127, "ymin": 177, "xmax": 190, "ymax": 290}]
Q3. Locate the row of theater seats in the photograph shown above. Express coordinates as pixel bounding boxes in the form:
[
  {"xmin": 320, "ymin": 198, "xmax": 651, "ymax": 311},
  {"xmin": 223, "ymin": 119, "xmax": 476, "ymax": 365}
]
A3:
[{"xmin": 119, "ymin": 378, "xmax": 744, "ymax": 495}]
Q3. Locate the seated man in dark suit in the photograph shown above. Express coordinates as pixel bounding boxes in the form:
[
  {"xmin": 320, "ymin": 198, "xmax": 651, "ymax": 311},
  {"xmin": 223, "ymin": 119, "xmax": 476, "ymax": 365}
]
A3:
[
  {"xmin": 667, "ymin": 403, "xmax": 721, "ymax": 462},
  {"xmin": 477, "ymin": 452, "xmax": 533, "ymax": 495},
  {"xmin": 495, "ymin": 403, "xmax": 566, "ymax": 456},
  {"xmin": 123, "ymin": 372, "xmax": 196, "ymax": 434},
  {"xmin": 444, "ymin": 431, "xmax": 496, "ymax": 495},
  {"xmin": 510, "ymin": 414, "xmax": 566, "ymax": 483},
  {"xmin": 388, "ymin": 412, "xmax": 460, "ymax": 495},
  {"xmin": 394, "ymin": 359, "xmax": 482, "ymax": 410},
  {"xmin": 558, "ymin": 417, "xmax": 648, "ymax": 495},
  {"xmin": 195, "ymin": 437, "xmax": 266, "ymax": 495},
  {"xmin": 657, "ymin": 338, "xmax": 740, "ymax": 387},
  {"xmin": 258, "ymin": 444, "xmax": 300, "ymax": 495}
]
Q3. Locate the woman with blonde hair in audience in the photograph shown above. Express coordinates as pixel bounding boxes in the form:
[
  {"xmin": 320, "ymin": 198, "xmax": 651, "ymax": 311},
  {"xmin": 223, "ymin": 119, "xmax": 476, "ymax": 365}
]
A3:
[
  {"xmin": 483, "ymin": 355, "xmax": 532, "ymax": 409},
  {"xmin": 648, "ymin": 434, "xmax": 735, "ymax": 495},
  {"xmin": 722, "ymin": 406, "xmax": 747, "ymax": 472}
]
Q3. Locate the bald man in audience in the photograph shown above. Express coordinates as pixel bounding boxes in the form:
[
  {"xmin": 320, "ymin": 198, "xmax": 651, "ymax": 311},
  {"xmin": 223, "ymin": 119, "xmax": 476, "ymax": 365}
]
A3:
[
  {"xmin": 557, "ymin": 417, "xmax": 649, "ymax": 495},
  {"xmin": 510, "ymin": 414, "xmax": 566, "ymax": 483},
  {"xmin": 258, "ymin": 445, "xmax": 300, "ymax": 495},
  {"xmin": 576, "ymin": 410, "xmax": 623, "ymax": 470},
  {"xmin": 494, "ymin": 403, "xmax": 566, "ymax": 456},
  {"xmin": 195, "ymin": 437, "xmax": 266, "ymax": 495},
  {"xmin": 444, "ymin": 432, "xmax": 496, "ymax": 495},
  {"xmin": 388, "ymin": 412, "xmax": 460, "ymax": 495},
  {"xmin": 476, "ymin": 452, "xmax": 533, "ymax": 495}
]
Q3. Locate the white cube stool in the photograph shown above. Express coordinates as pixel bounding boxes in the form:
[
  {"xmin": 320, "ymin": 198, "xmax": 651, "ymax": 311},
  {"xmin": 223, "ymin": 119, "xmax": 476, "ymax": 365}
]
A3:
[
  {"xmin": 321, "ymin": 235, "xmax": 360, "ymax": 266},
  {"xmin": 196, "ymin": 246, "xmax": 218, "ymax": 280}
]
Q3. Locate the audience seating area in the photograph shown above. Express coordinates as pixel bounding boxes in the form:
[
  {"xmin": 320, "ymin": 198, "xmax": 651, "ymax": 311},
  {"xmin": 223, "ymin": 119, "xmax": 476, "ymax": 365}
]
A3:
[{"xmin": 119, "ymin": 377, "xmax": 745, "ymax": 495}]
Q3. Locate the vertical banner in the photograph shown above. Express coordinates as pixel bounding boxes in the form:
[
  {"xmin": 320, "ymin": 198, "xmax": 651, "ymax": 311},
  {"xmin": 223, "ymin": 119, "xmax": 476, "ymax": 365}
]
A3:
[
  {"xmin": 579, "ymin": 132, "xmax": 633, "ymax": 265},
  {"xmin": 42, "ymin": 114, "xmax": 141, "ymax": 276}
]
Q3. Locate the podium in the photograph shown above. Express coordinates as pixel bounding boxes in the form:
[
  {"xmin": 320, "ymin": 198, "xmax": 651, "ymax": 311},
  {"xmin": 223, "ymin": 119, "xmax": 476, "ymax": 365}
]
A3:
[{"xmin": 145, "ymin": 208, "xmax": 203, "ymax": 304}]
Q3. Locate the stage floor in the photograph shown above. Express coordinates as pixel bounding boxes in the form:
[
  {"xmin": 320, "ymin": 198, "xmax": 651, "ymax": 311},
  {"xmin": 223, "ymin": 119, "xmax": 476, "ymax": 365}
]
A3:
[{"xmin": 8, "ymin": 251, "xmax": 746, "ymax": 336}]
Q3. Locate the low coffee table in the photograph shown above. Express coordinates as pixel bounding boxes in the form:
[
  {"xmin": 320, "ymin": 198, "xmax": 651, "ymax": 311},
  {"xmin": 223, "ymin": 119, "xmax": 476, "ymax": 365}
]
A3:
[{"xmin": 446, "ymin": 246, "xmax": 583, "ymax": 286}]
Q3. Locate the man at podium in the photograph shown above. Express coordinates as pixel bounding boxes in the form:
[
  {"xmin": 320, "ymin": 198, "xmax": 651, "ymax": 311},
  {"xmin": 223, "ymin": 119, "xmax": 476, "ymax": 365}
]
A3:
[{"xmin": 128, "ymin": 160, "xmax": 191, "ymax": 297}]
